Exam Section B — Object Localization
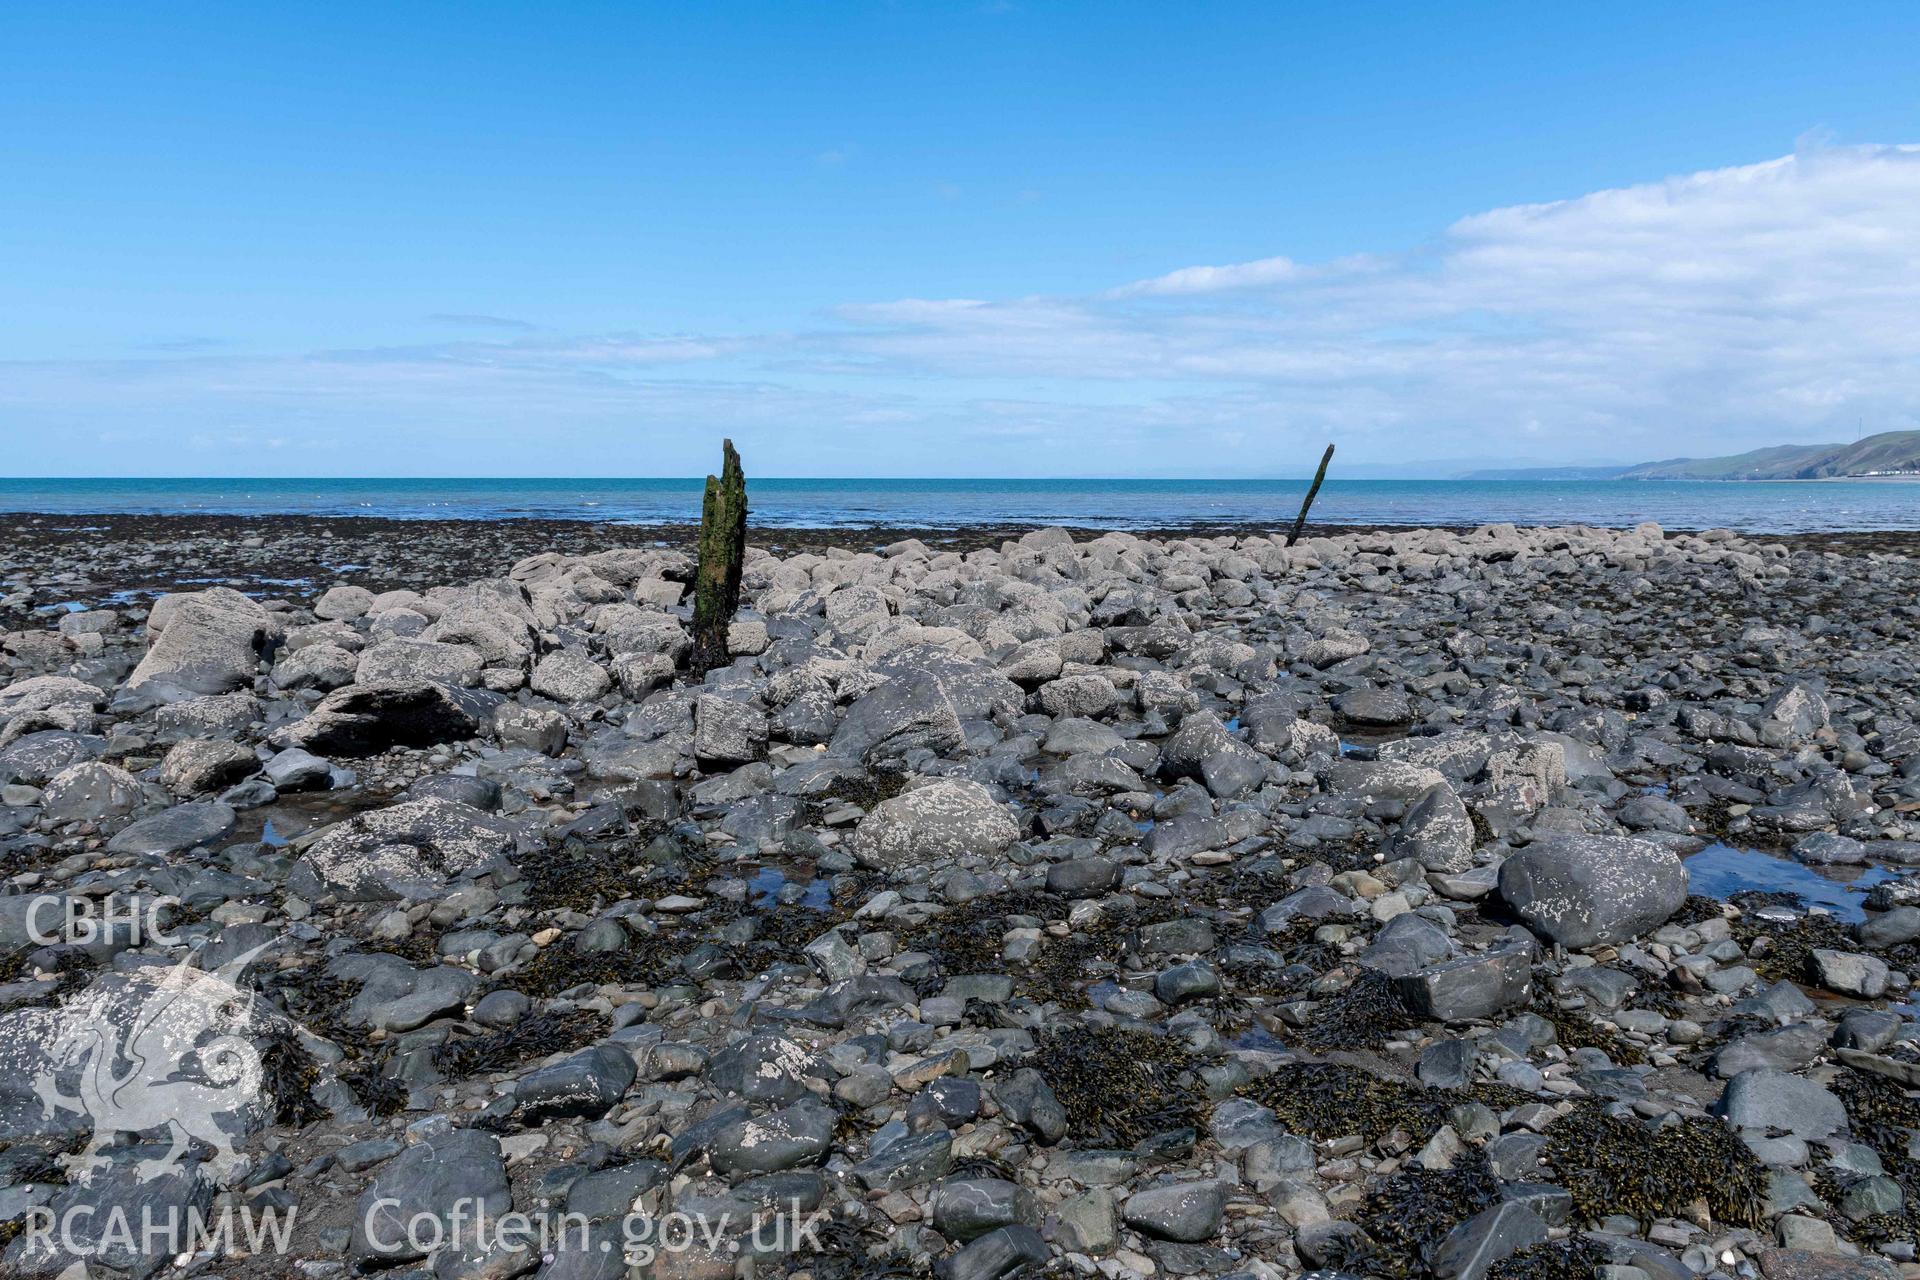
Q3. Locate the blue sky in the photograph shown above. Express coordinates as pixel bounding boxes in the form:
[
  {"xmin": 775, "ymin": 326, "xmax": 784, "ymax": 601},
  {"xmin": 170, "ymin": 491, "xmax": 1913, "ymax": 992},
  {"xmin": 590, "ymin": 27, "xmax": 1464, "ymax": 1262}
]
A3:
[{"xmin": 4, "ymin": 2, "xmax": 1919, "ymax": 476}]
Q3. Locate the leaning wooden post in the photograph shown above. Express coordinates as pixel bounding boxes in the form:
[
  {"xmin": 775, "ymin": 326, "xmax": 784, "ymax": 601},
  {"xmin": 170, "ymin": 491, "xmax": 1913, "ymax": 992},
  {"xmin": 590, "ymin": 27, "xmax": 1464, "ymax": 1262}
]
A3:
[
  {"xmin": 1286, "ymin": 443, "xmax": 1335, "ymax": 547},
  {"xmin": 689, "ymin": 439, "xmax": 748, "ymax": 677}
]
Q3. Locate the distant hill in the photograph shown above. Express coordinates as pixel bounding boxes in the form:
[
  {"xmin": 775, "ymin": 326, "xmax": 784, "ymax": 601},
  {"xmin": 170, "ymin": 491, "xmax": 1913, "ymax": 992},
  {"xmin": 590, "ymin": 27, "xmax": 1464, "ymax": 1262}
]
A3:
[
  {"xmin": 1459, "ymin": 431, "xmax": 1920, "ymax": 481},
  {"xmin": 1619, "ymin": 431, "xmax": 1920, "ymax": 480}
]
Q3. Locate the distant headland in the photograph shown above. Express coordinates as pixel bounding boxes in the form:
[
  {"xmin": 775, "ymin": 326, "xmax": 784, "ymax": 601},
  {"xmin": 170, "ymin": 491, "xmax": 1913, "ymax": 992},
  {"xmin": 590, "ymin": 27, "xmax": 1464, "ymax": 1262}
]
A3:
[{"xmin": 1464, "ymin": 430, "xmax": 1920, "ymax": 481}]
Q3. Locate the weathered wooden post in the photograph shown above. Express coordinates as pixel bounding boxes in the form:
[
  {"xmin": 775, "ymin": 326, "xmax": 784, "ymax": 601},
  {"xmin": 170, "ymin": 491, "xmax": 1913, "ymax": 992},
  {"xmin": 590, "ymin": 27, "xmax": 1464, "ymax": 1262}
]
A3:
[
  {"xmin": 689, "ymin": 439, "xmax": 747, "ymax": 677},
  {"xmin": 1286, "ymin": 443, "xmax": 1335, "ymax": 547}
]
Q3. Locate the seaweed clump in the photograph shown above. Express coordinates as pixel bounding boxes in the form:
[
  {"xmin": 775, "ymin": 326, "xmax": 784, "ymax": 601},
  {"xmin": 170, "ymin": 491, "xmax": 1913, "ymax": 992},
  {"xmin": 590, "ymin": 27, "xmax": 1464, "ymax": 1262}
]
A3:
[
  {"xmin": 260, "ymin": 1027, "xmax": 327, "ymax": 1126},
  {"xmin": 903, "ymin": 889, "xmax": 1189, "ymax": 1006},
  {"xmin": 1829, "ymin": 1067, "xmax": 1920, "ymax": 1245},
  {"xmin": 1031, "ymin": 1025, "xmax": 1203, "ymax": 1146},
  {"xmin": 1022, "ymin": 898, "xmax": 1186, "ymax": 1004},
  {"xmin": 1730, "ymin": 909, "xmax": 1854, "ymax": 984},
  {"xmin": 1257, "ymin": 915, "xmax": 1343, "ymax": 976},
  {"xmin": 1300, "ymin": 968, "xmax": 1419, "ymax": 1052},
  {"xmin": 1667, "ymin": 895, "xmax": 1728, "ymax": 929},
  {"xmin": 1530, "ymin": 998, "xmax": 1646, "ymax": 1067},
  {"xmin": 1357, "ymin": 1149, "xmax": 1503, "ymax": 1277},
  {"xmin": 903, "ymin": 888, "xmax": 1058, "ymax": 982},
  {"xmin": 517, "ymin": 836, "xmax": 651, "ymax": 912},
  {"xmin": 366, "ymin": 929, "xmax": 440, "ymax": 965},
  {"xmin": 433, "ymin": 1009, "xmax": 604, "ymax": 1078},
  {"xmin": 257, "ymin": 963, "xmax": 391, "ymax": 1117},
  {"xmin": 0, "ymin": 948, "xmax": 97, "ymax": 1009},
  {"xmin": 1238, "ymin": 1062, "xmax": 1451, "ymax": 1148},
  {"xmin": 516, "ymin": 929, "xmax": 691, "ymax": 998},
  {"xmin": 802, "ymin": 769, "xmax": 910, "ymax": 824},
  {"xmin": 1540, "ymin": 1105, "xmax": 1765, "ymax": 1227},
  {"xmin": 341, "ymin": 1053, "xmax": 409, "ymax": 1118},
  {"xmin": 1487, "ymin": 1237, "xmax": 1613, "ymax": 1280},
  {"xmin": 727, "ymin": 873, "xmax": 878, "ymax": 973},
  {"xmin": 759, "ymin": 1216, "xmax": 918, "ymax": 1280}
]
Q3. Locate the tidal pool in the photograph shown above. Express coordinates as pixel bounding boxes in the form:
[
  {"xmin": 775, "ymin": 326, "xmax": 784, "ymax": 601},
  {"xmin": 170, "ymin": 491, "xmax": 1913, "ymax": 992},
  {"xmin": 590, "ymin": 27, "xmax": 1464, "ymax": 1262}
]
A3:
[{"xmin": 1682, "ymin": 842, "xmax": 1898, "ymax": 923}]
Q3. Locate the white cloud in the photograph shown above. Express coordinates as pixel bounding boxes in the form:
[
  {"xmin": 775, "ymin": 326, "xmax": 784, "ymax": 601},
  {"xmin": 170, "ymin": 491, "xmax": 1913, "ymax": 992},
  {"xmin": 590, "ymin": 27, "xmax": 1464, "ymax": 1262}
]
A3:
[
  {"xmin": 6, "ymin": 143, "xmax": 1920, "ymax": 473},
  {"xmin": 788, "ymin": 142, "xmax": 1920, "ymax": 465},
  {"xmin": 1112, "ymin": 254, "xmax": 1304, "ymax": 296}
]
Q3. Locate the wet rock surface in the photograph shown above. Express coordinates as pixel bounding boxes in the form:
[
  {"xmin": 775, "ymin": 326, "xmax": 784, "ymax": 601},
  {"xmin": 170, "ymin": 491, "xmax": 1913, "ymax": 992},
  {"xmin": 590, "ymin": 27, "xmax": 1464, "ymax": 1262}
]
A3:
[{"xmin": 1, "ymin": 517, "xmax": 1919, "ymax": 1279}]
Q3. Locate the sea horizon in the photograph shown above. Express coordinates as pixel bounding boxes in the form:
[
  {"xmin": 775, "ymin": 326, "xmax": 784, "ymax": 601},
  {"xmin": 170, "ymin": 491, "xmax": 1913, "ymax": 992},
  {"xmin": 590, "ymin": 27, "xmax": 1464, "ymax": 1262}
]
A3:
[{"xmin": 3, "ymin": 473, "xmax": 1919, "ymax": 533}]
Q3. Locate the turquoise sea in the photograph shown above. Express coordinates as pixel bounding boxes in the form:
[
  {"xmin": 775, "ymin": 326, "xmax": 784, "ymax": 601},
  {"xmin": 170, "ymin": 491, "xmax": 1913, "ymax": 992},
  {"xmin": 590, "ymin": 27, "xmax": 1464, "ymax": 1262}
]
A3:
[{"xmin": 1, "ymin": 476, "xmax": 1917, "ymax": 533}]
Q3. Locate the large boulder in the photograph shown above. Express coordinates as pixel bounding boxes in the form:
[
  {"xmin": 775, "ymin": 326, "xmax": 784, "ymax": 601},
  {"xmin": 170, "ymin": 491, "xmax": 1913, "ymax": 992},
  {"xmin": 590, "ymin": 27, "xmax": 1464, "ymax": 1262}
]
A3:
[
  {"xmin": 1159, "ymin": 710, "xmax": 1270, "ymax": 799},
  {"xmin": 0, "ymin": 959, "xmax": 277, "ymax": 1228},
  {"xmin": 313, "ymin": 584, "xmax": 376, "ymax": 620},
  {"xmin": 1393, "ymin": 946, "xmax": 1533, "ymax": 1023},
  {"xmin": 530, "ymin": 649, "xmax": 613, "ymax": 703},
  {"xmin": 0, "ymin": 675, "xmax": 106, "ymax": 723},
  {"xmin": 824, "ymin": 585, "xmax": 893, "ymax": 640},
  {"xmin": 106, "ymin": 801, "xmax": 236, "ymax": 855},
  {"xmin": 422, "ymin": 580, "xmax": 538, "ymax": 666},
  {"xmin": 1713, "ymin": 1068, "xmax": 1847, "ymax": 1138},
  {"xmin": 297, "ymin": 797, "xmax": 517, "ymax": 900},
  {"xmin": 1497, "ymin": 834, "xmax": 1688, "ymax": 948},
  {"xmin": 39, "ymin": 760, "xmax": 144, "ymax": 822},
  {"xmin": 1385, "ymin": 782, "xmax": 1476, "ymax": 873},
  {"xmin": 1322, "ymin": 759, "xmax": 1447, "ymax": 806},
  {"xmin": 694, "ymin": 694, "xmax": 767, "ymax": 764},
  {"xmin": 873, "ymin": 647, "xmax": 1024, "ymax": 720},
  {"xmin": 154, "ymin": 691, "xmax": 262, "ymax": 742},
  {"xmin": 1299, "ymin": 628, "xmax": 1370, "ymax": 669},
  {"xmin": 271, "ymin": 681, "xmax": 491, "ymax": 756},
  {"xmin": 354, "ymin": 638, "xmax": 484, "ymax": 688},
  {"xmin": 123, "ymin": 588, "xmax": 271, "ymax": 704},
  {"xmin": 271, "ymin": 642, "xmax": 359, "ymax": 692},
  {"xmin": 0, "ymin": 730, "xmax": 106, "ymax": 787},
  {"xmin": 158, "ymin": 738, "xmax": 259, "ymax": 796},
  {"xmin": 831, "ymin": 673, "xmax": 965, "ymax": 764},
  {"xmin": 850, "ymin": 780, "xmax": 1018, "ymax": 870},
  {"xmin": 351, "ymin": 1124, "xmax": 510, "ymax": 1267}
]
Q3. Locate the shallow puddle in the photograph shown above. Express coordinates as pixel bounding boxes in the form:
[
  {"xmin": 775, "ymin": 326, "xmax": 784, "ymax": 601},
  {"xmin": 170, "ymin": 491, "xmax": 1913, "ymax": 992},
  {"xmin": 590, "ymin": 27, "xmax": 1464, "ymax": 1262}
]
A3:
[
  {"xmin": 1232, "ymin": 1024, "xmax": 1287, "ymax": 1051},
  {"xmin": 745, "ymin": 864, "xmax": 832, "ymax": 910},
  {"xmin": 1682, "ymin": 842, "xmax": 1898, "ymax": 923},
  {"xmin": 235, "ymin": 790, "xmax": 386, "ymax": 847}
]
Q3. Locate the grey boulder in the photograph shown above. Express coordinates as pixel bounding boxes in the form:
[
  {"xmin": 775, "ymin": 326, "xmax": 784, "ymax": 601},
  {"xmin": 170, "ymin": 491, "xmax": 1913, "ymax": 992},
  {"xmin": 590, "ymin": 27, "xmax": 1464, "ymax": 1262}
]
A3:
[
  {"xmin": 1712, "ymin": 1068, "xmax": 1847, "ymax": 1138},
  {"xmin": 272, "ymin": 680, "xmax": 489, "ymax": 756},
  {"xmin": 106, "ymin": 801, "xmax": 236, "ymax": 855},
  {"xmin": 830, "ymin": 673, "xmax": 964, "ymax": 764},
  {"xmin": 849, "ymin": 780, "xmax": 1018, "ymax": 870},
  {"xmin": 1387, "ymin": 781, "xmax": 1476, "ymax": 873},
  {"xmin": 1393, "ymin": 946, "xmax": 1532, "ymax": 1024},
  {"xmin": 1120, "ymin": 1180, "xmax": 1226, "ymax": 1242},
  {"xmin": 1497, "ymin": 835, "xmax": 1687, "ymax": 948},
  {"xmin": 707, "ymin": 1099, "xmax": 836, "ymax": 1174},
  {"xmin": 352, "ymin": 1124, "xmax": 509, "ymax": 1265},
  {"xmin": 123, "ymin": 588, "xmax": 271, "ymax": 704},
  {"xmin": 514, "ymin": 1045, "xmax": 638, "ymax": 1120},
  {"xmin": 298, "ymin": 797, "xmax": 516, "ymax": 900}
]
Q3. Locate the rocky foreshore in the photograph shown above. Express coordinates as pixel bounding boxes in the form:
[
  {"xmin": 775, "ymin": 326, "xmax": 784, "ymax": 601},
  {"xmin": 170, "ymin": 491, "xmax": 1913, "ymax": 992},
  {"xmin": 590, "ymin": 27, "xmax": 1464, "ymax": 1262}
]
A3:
[{"xmin": 1, "ymin": 519, "xmax": 1918, "ymax": 1280}]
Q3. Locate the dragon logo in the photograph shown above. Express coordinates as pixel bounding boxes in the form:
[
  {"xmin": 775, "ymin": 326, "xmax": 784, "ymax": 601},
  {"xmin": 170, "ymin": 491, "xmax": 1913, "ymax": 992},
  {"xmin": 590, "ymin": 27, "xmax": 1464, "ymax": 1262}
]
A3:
[{"xmin": 32, "ymin": 941, "xmax": 278, "ymax": 1186}]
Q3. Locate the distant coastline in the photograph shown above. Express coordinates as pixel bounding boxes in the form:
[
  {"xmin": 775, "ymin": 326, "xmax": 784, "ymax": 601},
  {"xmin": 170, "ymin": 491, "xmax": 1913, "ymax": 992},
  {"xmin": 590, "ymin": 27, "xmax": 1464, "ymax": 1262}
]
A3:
[{"xmin": 1462, "ymin": 429, "xmax": 1920, "ymax": 482}]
